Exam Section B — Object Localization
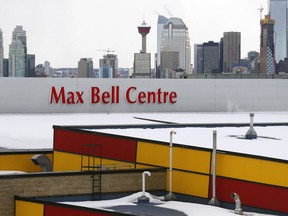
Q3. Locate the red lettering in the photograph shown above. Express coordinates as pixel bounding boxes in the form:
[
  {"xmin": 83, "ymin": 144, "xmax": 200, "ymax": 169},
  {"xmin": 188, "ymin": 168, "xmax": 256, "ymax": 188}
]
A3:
[
  {"xmin": 138, "ymin": 92, "xmax": 146, "ymax": 104},
  {"xmin": 125, "ymin": 87, "xmax": 136, "ymax": 104},
  {"xmin": 91, "ymin": 87, "xmax": 100, "ymax": 103},
  {"xmin": 76, "ymin": 91, "xmax": 84, "ymax": 103},
  {"xmin": 157, "ymin": 88, "xmax": 163, "ymax": 103},
  {"xmin": 49, "ymin": 86, "xmax": 66, "ymax": 104},
  {"xmin": 102, "ymin": 91, "xmax": 110, "ymax": 104},
  {"xmin": 147, "ymin": 92, "xmax": 156, "ymax": 103},
  {"xmin": 169, "ymin": 92, "xmax": 177, "ymax": 104},
  {"xmin": 67, "ymin": 92, "xmax": 75, "ymax": 104}
]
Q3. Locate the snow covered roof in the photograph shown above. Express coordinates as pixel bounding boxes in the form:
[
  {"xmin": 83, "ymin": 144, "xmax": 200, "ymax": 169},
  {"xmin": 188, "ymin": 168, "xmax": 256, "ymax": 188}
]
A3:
[
  {"xmin": 62, "ymin": 192, "xmax": 275, "ymax": 216},
  {"xmin": 1, "ymin": 112, "xmax": 288, "ymax": 161}
]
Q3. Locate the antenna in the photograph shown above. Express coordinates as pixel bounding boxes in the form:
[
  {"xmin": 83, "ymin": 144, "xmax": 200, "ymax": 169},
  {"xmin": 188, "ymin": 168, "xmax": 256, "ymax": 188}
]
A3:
[
  {"xmin": 258, "ymin": 5, "xmax": 264, "ymax": 20},
  {"xmin": 267, "ymin": 0, "xmax": 270, "ymax": 15}
]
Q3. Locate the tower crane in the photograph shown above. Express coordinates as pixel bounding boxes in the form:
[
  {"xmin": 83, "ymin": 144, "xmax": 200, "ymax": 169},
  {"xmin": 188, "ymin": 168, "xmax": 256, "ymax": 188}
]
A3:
[{"xmin": 97, "ymin": 48, "xmax": 115, "ymax": 54}]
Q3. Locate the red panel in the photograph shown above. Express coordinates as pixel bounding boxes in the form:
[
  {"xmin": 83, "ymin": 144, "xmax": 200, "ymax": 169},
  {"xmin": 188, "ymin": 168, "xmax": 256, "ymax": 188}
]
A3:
[
  {"xmin": 209, "ymin": 176, "xmax": 288, "ymax": 213},
  {"xmin": 54, "ymin": 128, "xmax": 137, "ymax": 163},
  {"xmin": 45, "ymin": 204, "xmax": 111, "ymax": 216}
]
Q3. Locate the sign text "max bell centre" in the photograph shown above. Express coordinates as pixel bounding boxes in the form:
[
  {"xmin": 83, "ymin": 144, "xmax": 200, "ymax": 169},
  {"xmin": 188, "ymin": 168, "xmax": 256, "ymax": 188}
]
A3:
[{"xmin": 49, "ymin": 86, "xmax": 178, "ymax": 105}]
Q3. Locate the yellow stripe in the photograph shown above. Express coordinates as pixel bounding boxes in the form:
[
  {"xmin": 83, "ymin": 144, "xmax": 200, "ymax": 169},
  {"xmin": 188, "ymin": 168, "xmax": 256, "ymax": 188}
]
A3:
[
  {"xmin": 54, "ymin": 151, "xmax": 134, "ymax": 171},
  {"xmin": 0, "ymin": 153, "xmax": 52, "ymax": 173},
  {"xmin": 173, "ymin": 147, "xmax": 211, "ymax": 174},
  {"xmin": 171, "ymin": 170, "xmax": 209, "ymax": 198},
  {"xmin": 217, "ymin": 153, "xmax": 288, "ymax": 187},
  {"xmin": 15, "ymin": 200, "xmax": 44, "ymax": 216},
  {"xmin": 137, "ymin": 142, "xmax": 169, "ymax": 167},
  {"xmin": 137, "ymin": 141, "xmax": 211, "ymax": 174}
]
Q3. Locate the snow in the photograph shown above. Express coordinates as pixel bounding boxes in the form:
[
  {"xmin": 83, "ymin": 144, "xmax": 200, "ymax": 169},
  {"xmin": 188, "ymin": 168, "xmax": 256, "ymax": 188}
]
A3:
[
  {"xmin": 62, "ymin": 192, "xmax": 276, "ymax": 216},
  {"xmin": 0, "ymin": 171, "xmax": 26, "ymax": 175},
  {"xmin": 0, "ymin": 112, "xmax": 288, "ymax": 160}
]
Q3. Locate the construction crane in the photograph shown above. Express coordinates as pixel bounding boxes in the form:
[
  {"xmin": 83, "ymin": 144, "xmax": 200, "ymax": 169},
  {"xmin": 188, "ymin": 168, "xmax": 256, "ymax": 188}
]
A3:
[
  {"xmin": 258, "ymin": 5, "xmax": 264, "ymax": 20},
  {"xmin": 97, "ymin": 48, "xmax": 115, "ymax": 54}
]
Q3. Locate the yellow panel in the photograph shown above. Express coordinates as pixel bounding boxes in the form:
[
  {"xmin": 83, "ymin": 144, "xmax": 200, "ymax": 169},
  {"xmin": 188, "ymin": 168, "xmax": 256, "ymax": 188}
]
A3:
[
  {"xmin": 173, "ymin": 147, "xmax": 211, "ymax": 174},
  {"xmin": 171, "ymin": 170, "xmax": 209, "ymax": 198},
  {"xmin": 54, "ymin": 151, "xmax": 135, "ymax": 171},
  {"xmin": 137, "ymin": 141, "xmax": 171, "ymax": 167},
  {"xmin": 15, "ymin": 200, "xmax": 44, "ymax": 216},
  {"xmin": 53, "ymin": 151, "xmax": 82, "ymax": 171},
  {"xmin": 0, "ymin": 153, "xmax": 52, "ymax": 173},
  {"xmin": 137, "ymin": 141, "xmax": 211, "ymax": 174},
  {"xmin": 217, "ymin": 154, "xmax": 288, "ymax": 187}
]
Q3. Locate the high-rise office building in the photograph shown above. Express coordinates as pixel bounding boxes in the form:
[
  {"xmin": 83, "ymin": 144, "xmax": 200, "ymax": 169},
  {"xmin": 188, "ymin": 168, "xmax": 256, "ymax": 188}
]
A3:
[
  {"xmin": 223, "ymin": 32, "xmax": 241, "ymax": 72},
  {"xmin": 0, "ymin": 28, "xmax": 3, "ymax": 77},
  {"xmin": 3, "ymin": 59, "xmax": 8, "ymax": 77},
  {"xmin": 156, "ymin": 15, "xmax": 169, "ymax": 78},
  {"xmin": 270, "ymin": 0, "xmax": 288, "ymax": 63},
  {"xmin": 194, "ymin": 44, "xmax": 203, "ymax": 74},
  {"xmin": 99, "ymin": 54, "xmax": 118, "ymax": 78},
  {"xmin": 78, "ymin": 58, "xmax": 94, "ymax": 78},
  {"xmin": 260, "ymin": 15, "xmax": 275, "ymax": 74},
  {"xmin": 203, "ymin": 41, "xmax": 220, "ymax": 73},
  {"xmin": 9, "ymin": 26, "xmax": 27, "ymax": 77},
  {"xmin": 157, "ymin": 16, "xmax": 169, "ymax": 67},
  {"xmin": 27, "ymin": 54, "xmax": 35, "ymax": 77},
  {"xmin": 133, "ymin": 21, "xmax": 151, "ymax": 78},
  {"xmin": 44, "ymin": 60, "xmax": 52, "ymax": 77},
  {"xmin": 159, "ymin": 17, "xmax": 191, "ymax": 77}
]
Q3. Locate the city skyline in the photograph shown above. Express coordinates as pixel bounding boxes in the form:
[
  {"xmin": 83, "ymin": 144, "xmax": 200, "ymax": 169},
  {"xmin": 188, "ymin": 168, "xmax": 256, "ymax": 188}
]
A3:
[{"xmin": 0, "ymin": 0, "xmax": 268, "ymax": 68}]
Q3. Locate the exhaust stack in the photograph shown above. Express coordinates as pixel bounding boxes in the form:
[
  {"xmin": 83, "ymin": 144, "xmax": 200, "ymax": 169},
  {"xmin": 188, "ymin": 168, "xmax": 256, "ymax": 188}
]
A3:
[
  {"xmin": 231, "ymin": 193, "xmax": 243, "ymax": 215},
  {"xmin": 245, "ymin": 113, "xmax": 257, "ymax": 139}
]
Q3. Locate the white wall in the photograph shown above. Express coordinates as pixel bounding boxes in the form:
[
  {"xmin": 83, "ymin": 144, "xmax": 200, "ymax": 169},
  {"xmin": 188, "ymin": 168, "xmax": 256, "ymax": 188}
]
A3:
[{"xmin": 0, "ymin": 78, "xmax": 288, "ymax": 113}]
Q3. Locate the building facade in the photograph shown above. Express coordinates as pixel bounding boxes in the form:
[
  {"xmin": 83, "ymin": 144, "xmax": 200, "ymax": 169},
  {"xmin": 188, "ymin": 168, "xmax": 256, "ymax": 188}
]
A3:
[
  {"xmin": 78, "ymin": 58, "xmax": 94, "ymax": 78},
  {"xmin": 9, "ymin": 26, "xmax": 27, "ymax": 77},
  {"xmin": 156, "ymin": 15, "xmax": 169, "ymax": 78},
  {"xmin": 270, "ymin": 0, "xmax": 288, "ymax": 63},
  {"xmin": 99, "ymin": 54, "xmax": 118, "ymax": 78},
  {"xmin": 27, "ymin": 54, "xmax": 35, "ymax": 77},
  {"xmin": 203, "ymin": 41, "xmax": 219, "ymax": 73},
  {"xmin": 194, "ymin": 44, "xmax": 203, "ymax": 74},
  {"xmin": 223, "ymin": 32, "xmax": 241, "ymax": 73},
  {"xmin": 0, "ymin": 28, "xmax": 3, "ymax": 77},
  {"xmin": 160, "ymin": 17, "xmax": 191, "ymax": 77},
  {"xmin": 260, "ymin": 15, "xmax": 275, "ymax": 74}
]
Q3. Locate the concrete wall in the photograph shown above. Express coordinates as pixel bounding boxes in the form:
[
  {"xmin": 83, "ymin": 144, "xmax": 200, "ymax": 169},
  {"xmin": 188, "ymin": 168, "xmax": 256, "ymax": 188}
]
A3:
[
  {"xmin": 0, "ymin": 169, "xmax": 165, "ymax": 216},
  {"xmin": 1, "ymin": 78, "xmax": 288, "ymax": 113}
]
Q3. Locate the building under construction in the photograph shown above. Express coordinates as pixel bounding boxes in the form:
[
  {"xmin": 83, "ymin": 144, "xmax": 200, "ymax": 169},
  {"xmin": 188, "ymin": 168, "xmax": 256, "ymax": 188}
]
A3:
[{"xmin": 260, "ymin": 15, "xmax": 275, "ymax": 74}]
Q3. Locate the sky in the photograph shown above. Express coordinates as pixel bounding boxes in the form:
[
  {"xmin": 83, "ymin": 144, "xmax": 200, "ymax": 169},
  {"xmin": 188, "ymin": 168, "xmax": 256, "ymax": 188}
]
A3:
[{"xmin": 0, "ymin": 0, "xmax": 268, "ymax": 68}]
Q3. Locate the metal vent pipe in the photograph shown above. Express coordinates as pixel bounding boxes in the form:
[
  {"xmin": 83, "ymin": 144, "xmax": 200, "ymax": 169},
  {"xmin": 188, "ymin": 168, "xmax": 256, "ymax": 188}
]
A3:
[
  {"xmin": 245, "ymin": 113, "xmax": 257, "ymax": 139},
  {"xmin": 231, "ymin": 193, "xmax": 243, "ymax": 215},
  {"xmin": 31, "ymin": 154, "xmax": 52, "ymax": 172}
]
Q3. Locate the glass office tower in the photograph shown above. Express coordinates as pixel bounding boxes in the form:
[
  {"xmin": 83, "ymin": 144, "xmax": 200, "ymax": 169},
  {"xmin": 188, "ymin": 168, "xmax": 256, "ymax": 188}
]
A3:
[{"xmin": 270, "ymin": 0, "xmax": 288, "ymax": 62}]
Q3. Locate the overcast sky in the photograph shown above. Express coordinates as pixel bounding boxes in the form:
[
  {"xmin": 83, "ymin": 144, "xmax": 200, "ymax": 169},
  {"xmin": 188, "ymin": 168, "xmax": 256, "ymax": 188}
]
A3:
[{"xmin": 0, "ymin": 0, "xmax": 268, "ymax": 68}]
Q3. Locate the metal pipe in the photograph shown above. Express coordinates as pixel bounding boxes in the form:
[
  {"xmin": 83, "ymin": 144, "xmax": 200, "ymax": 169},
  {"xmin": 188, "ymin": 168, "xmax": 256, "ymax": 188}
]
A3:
[
  {"xmin": 212, "ymin": 130, "xmax": 217, "ymax": 198},
  {"xmin": 231, "ymin": 193, "xmax": 243, "ymax": 215},
  {"xmin": 249, "ymin": 113, "xmax": 254, "ymax": 127},
  {"xmin": 169, "ymin": 130, "xmax": 176, "ymax": 196},
  {"xmin": 142, "ymin": 171, "xmax": 151, "ymax": 197},
  {"xmin": 208, "ymin": 131, "xmax": 220, "ymax": 206}
]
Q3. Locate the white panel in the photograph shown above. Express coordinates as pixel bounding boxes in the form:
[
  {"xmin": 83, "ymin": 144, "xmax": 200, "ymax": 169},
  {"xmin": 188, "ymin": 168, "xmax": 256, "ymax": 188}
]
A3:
[{"xmin": 0, "ymin": 78, "xmax": 288, "ymax": 113}]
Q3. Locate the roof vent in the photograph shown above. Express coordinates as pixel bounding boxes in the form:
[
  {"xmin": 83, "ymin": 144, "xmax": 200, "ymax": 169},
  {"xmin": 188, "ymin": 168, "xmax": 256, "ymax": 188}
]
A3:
[
  {"xmin": 31, "ymin": 154, "xmax": 52, "ymax": 172},
  {"xmin": 245, "ymin": 113, "xmax": 257, "ymax": 139}
]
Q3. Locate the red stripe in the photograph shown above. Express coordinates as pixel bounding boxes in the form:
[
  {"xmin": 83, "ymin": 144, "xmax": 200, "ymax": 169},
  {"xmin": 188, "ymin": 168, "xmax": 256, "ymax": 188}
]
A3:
[
  {"xmin": 45, "ymin": 204, "xmax": 111, "ymax": 216},
  {"xmin": 54, "ymin": 129, "xmax": 137, "ymax": 163},
  {"xmin": 209, "ymin": 176, "xmax": 288, "ymax": 213}
]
